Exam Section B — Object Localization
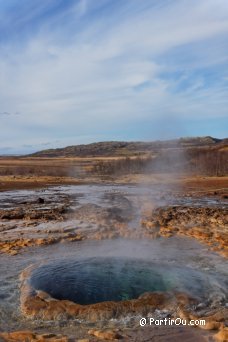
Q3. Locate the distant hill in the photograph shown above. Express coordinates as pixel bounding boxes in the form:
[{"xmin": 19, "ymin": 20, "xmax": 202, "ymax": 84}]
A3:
[{"xmin": 28, "ymin": 136, "xmax": 225, "ymax": 158}]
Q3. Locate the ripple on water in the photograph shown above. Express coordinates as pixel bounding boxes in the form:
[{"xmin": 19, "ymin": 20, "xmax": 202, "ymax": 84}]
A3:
[{"xmin": 29, "ymin": 256, "xmax": 225, "ymax": 305}]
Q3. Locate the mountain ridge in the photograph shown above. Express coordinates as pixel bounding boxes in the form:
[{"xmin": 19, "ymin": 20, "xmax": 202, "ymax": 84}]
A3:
[{"xmin": 28, "ymin": 136, "xmax": 226, "ymax": 158}]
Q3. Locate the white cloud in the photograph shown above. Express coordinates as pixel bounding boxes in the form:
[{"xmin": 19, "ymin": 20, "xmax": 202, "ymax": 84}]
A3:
[{"xmin": 0, "ymin": 0, "xmax": 228, "ymax": 152}]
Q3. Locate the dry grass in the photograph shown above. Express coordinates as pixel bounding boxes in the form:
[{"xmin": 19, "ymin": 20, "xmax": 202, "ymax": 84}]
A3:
[{"xmin": 0, "ymin": 156, "xmax": 227, "ymax": 192}]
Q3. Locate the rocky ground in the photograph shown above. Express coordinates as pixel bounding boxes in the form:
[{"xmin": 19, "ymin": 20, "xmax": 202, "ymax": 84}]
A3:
[
  {"xmin": 142, "ymin": 206, "xmax": 228, "ymax": 257},
  {"xmin": 0, "ymin": 181, "xmax": 227, "ymax": 341},
  {"xmin": 0, "ymin": 184, "xmax": 227, "ymax": 257}
]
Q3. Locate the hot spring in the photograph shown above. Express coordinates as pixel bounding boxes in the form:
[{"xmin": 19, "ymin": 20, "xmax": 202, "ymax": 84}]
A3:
[
  {"xmin": 29, "ymin": 256, "xmax": 220, "ymax": 305},
  {"xmin": 1, "ymin": 238, "xmax": 227, "ymax": 332}
]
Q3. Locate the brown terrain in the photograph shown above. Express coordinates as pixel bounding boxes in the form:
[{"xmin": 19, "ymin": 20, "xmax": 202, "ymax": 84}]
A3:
[{"xmin": 0, "ymin": 137, "xmax": 227, "ymax": 342}]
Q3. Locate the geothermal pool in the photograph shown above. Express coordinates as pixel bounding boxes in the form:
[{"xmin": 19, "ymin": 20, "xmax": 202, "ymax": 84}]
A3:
[
  {"xmin": 29, "ymin": 256, "xmax": 225, "ymax": 305},
  {"xmin": 1, "ymin": 238, "xmax": 228, "ymax": 333},
  {"xmin": 0, "ymin": 184, "xmax": 227, "ymax": 339}
]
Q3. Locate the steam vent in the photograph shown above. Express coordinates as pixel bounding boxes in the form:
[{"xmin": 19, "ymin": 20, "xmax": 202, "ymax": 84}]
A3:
[{"xmin": 1, "ymin": 181, "xmax": 228, "ymax": 341}]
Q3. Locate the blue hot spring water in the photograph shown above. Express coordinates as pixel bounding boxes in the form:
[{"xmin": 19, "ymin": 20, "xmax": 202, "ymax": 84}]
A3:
[{"xmin": 29, "ymin": 257, "xmax": 214, "ymax": 305}]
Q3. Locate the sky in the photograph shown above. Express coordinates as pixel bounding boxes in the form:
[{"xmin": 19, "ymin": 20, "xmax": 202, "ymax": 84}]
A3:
[{"xmin": 0, "ymin": 0, "xmax": 228, "ymax": 154}]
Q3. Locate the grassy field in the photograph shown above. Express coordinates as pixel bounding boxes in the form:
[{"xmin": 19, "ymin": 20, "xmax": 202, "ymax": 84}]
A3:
[{"xmin": 0, "ymin": 156, "xmax": 227, "ymax": 193}]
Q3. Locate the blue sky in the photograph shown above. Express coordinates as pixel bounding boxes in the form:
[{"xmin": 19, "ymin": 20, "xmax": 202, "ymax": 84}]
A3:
[{"xmin": 0, "ymin": 0, "xmax": 227, "ymax": 154}]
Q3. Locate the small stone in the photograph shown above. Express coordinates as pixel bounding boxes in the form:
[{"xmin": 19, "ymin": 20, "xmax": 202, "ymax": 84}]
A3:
[
  {"xmin": 88, "ymin": 329, "xmax": 122, "ymax": 340},
  {"xmin": 214, "ymin": 328, "xmax": 228, "ymax": 342}
]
